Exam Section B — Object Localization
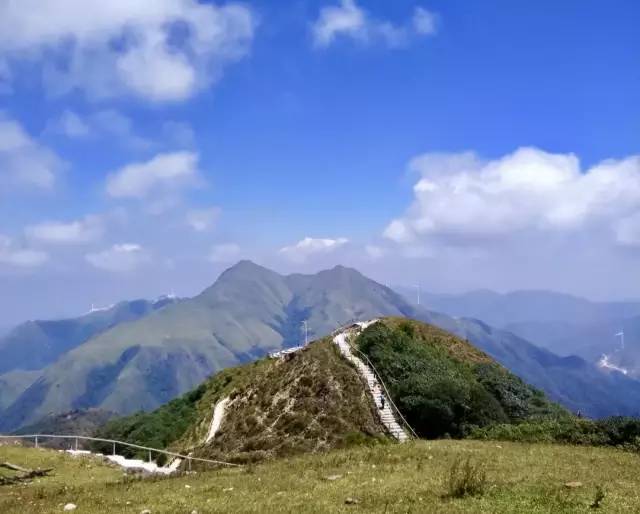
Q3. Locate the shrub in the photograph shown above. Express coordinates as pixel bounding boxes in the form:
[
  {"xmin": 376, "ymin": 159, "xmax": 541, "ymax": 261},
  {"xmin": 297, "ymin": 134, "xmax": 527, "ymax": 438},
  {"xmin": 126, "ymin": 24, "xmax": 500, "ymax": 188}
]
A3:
[
  {"xmin": 444, "ymin": 457, "xmax": 488, "ymax": 499},
  {"xmin": 356, "ymin": 321, "xmax": 562, "ymax": 439}
]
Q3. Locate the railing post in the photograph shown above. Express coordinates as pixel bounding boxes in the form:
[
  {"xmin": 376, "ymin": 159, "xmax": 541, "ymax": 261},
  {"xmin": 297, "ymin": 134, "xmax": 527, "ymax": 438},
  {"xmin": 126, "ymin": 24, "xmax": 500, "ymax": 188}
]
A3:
[
  {"xmin": 35, "ymin": 435, "xmax": 38, "ymax": 448},
  {"xmin": 75, "ymin": 438, "xmax": 78, "ymax": 451},
  {"xmin": 188, "ymin": 457, "xmax": 192, "ymax": 471},
  {"xmin": 113, "ymin": 442, "xmax": 116, "ymax": 456},
  {"xmin": 148, "ymin": 450, "xmax": 152, "ymax": 463}
]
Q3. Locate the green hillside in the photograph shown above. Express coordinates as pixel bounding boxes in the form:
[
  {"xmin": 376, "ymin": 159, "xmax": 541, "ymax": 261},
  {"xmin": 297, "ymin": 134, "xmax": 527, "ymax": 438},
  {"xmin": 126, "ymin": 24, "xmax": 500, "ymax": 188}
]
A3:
[
  {"xmin": 95, "ymin": 318, "xmax": 570, "ymax": 465},
  {"xmin": 355, "ymin": 319, "xmax": 566, "ymax": 438}
]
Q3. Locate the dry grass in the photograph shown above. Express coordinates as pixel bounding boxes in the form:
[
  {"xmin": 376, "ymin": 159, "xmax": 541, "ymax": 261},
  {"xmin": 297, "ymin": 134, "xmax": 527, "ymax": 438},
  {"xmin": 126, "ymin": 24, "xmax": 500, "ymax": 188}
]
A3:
[{"xmin": 2, "ymin": 439, "xmax": 639, "ymax": 513}]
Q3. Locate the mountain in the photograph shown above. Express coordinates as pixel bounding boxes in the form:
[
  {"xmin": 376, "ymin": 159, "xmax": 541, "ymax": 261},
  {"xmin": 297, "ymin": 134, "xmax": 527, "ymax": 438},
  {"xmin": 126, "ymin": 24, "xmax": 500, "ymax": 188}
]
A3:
[
  {"xmin": 411, "ymin": 289, "xmax": 637, "ymax": 351},
  {"xmin": 0, "ymin": 262, "xmax": 416, "ymax": 430},
  {"xmin": 413, "ymin": 289, "xmax": 640, "ymax": 329},
  {"xmin": 14, "ymin": 408, "xmax": 116, "ymax": 448},
  {"xmin": 2, "ymin": 262, "xmax": 640, "ymax": 431},
  {"xmin": 0, "ymin": 295, "xmax": 179, "ymax": 375},
  {"xmin": 95, "ymin": 318, "xmax": 566, "ymax": 463}
]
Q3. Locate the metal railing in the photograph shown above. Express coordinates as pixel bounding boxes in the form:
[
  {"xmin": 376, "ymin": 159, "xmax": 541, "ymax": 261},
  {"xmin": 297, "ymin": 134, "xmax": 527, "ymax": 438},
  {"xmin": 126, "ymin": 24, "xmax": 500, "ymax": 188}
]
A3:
[
  {"xmin": 350, "ymin": 345, "xmax": 419, "ymax": 440},
  {"xmin": 334, "ymin": 322, "xmax": 419, "ymax": 440},
  {"xmin": 0, "ymin": 434, "xmax": 241, "ymax": 469}
]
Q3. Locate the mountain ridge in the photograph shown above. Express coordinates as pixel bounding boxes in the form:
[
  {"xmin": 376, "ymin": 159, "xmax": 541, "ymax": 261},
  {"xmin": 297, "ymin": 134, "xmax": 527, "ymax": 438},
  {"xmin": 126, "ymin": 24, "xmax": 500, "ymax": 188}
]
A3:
[{"xmin": 2, "ymin": 261, "xmax": 640, "ymax": 431}]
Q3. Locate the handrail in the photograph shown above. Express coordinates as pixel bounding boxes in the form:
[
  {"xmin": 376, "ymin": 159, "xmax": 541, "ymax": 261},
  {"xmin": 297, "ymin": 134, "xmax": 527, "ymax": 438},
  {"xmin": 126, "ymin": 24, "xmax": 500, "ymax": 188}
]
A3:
[
  {"xmin": 0, "ymin": 434, "xmax": 241, "ymax": 468},
  {"xmin": 350, "ymin": 344, "xmax": 419, "ymax": 440}
]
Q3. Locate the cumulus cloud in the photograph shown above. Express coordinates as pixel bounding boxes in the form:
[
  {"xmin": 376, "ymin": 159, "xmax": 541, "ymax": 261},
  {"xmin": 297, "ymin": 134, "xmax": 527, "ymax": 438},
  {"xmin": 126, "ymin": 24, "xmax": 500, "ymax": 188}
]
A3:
[
  {"xmin": 26, "ymin": 216, "xmax": 103, "ymax": 244},
  {"xmin": 0, "ymin": 116, "xmax": 64, "ymax": 190},
  {"xmin": 312, "ymin": 1, "xmax": 437, "ymax": 48},
  {"xmin": 186, "ymin": 207, "xmax": 221, "ymax": 232},
  {"xmin": 106, "ymin": 151, "xmax": 200, "ymax": 200},
  {"xmin": 384, "ymin": 147, "xmax": 640, "ymax": 248},
  {"xmin": 208, "ymin": 243, "xmax": 241, "ymax": 263},
  {"xmin": 280, "ymin": 237, "xmax": 349, "ymax": 262},
  {"xmin": 85, "ymin": 243, "xmax": 148, "ymax": 272},
  {"xmin": 0, "ymin": 0, "xmax": 255, "ymax": 102},
  {"xmin": 0, "ymin": 235, "xmax": 48, "ymax": 267}
]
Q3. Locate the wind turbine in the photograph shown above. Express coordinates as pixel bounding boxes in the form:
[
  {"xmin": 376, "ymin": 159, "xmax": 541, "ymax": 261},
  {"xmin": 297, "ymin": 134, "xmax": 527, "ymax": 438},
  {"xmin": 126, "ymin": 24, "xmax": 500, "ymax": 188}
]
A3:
[
  {"xmin": 615, "ymin": 330, "xmax": 625, "ymax": 350},
  {"xmin": 302, "ymin": 321, "xmax": 309, "ymax": 346},
  {"xmin": 413, "ymin": 285, "xmax": 421, "ymax": 306}
]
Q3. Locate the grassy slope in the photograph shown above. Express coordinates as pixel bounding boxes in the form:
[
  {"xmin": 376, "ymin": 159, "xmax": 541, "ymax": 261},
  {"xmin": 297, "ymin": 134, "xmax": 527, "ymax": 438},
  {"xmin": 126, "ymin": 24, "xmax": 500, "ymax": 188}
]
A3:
[
  {"xmin": 96, "ymin": 339, "xmax": 387, "ymax": 463},
  {"xmin": 1, "ymin": 441, "xmax": 639, "ymax": 513},
  {"xmin": 182, "ymin": 338, "xmax": 386, "ymax": 463}
]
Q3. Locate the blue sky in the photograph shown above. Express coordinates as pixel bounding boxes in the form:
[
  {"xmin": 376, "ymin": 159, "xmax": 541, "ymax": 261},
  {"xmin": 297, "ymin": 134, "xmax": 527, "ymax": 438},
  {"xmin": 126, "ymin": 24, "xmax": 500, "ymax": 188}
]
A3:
[{"xmin": 0, "ymin": 0, "xmax": 639, "ymax": 326}]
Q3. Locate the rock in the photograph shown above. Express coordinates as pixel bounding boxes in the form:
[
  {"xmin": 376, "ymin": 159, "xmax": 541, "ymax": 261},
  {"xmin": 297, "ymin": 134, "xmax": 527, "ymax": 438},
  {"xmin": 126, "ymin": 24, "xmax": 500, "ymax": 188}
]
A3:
[
  {"xmin": 140, "ymin": 510, "xmax": 151, "ymax": 514},
  {"xmin": 191, "ymin": 511, "xmax": 198, "ymax": 514},
  {"xmin": 63, "ymin": 505, "xmax": 77, "ymax": 512},
  {"xmin": 345, "ymin": 497, "xmax": 360, "ymax": 505},
  {"xmin": 223, "ymin": 487, "xmax": 234, "ymax": 492},
  {"xmin": 325, "ymin": 474, "xmax": 342, "ymax": 481},
  {"xmin": 564, "ymin": 481, "xmax": 583, "ymax": 489}
]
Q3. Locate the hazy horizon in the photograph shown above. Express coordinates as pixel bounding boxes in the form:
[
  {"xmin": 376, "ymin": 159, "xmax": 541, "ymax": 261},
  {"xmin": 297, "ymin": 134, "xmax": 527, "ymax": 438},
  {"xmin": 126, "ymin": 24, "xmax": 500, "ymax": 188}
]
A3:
[{"xmin": 1, "ymin": 0, "xmax": 638, "ymax": 327}]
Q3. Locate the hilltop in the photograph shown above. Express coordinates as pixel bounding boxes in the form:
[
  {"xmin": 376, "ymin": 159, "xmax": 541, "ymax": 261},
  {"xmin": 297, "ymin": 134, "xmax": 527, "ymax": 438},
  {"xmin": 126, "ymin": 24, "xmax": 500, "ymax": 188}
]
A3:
[{"xmin": 95, "ymin": 318, "xmax": 566, "ymax": 464}]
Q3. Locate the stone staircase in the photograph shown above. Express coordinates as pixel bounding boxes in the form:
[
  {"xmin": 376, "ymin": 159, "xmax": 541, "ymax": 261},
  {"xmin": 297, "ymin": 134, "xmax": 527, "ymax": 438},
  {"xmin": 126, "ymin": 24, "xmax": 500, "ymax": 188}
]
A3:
[{"xmin": 333, "ymin": 325, "xmax": 409, "ymax": 442}]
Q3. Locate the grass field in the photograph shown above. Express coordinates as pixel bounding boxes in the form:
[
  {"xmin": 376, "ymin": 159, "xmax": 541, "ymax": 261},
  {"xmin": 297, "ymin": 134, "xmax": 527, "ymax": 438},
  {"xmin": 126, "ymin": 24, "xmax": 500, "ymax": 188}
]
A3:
[{"xmin": 1, "ymin": 440, "xmax": 639, "ymax": 513}]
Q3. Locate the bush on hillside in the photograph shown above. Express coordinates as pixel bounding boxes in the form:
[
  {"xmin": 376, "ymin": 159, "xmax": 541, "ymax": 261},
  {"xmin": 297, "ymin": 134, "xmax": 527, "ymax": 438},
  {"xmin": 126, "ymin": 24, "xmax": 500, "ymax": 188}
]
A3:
[
  {"xmin": 356, "ymin": 321, "xmax": 564, "ymax": 439},
  {"xmin": 470, "ymin": 416, "xmax": 640, "ymax": 450}
]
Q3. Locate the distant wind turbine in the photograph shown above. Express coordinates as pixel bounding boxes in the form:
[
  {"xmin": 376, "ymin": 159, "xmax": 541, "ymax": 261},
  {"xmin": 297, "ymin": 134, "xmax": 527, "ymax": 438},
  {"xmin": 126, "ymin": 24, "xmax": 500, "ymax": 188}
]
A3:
[
  {"xmin": 414, "ymin": 285, "xmax": 421, "ymax": 305},
  {"xmin": 615, "ymin": 330, "xmax": 625, "ymax": 349},
  {"xmin": 302, "ymin": 321, "xmax": 309, "ymax": 346}
]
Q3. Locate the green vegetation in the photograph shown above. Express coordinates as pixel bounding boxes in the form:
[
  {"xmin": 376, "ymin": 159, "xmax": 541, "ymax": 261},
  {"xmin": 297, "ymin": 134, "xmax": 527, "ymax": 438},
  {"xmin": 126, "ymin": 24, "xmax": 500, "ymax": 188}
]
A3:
[
  {"xmin": 91, "ymin": 385, "xmax": 207, "ymax": 461},
  {"xmin": 444, "ymin": 457, "xmax": 488, "ymax": 499},
  {"xmin": 471, "ymin": 416, "xmax": 640, "ymax": 450},
  {"xmin": 3, "ymin": 440, "xmax": 640, "ymax": 512},
  {"xmin": 355, "ymin": 319, "xmax": 567, "ymax": 438}
]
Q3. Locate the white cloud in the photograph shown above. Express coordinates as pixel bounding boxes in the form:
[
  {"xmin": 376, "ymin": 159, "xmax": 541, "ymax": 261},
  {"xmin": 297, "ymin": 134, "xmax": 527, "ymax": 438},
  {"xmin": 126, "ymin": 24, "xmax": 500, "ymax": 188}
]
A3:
[
  {"xmin": 412, "ymin": 7, "xmax": 438, "ymax": 36},
  {"xmin": 365, "ymin": 244, "xmax": 386, "ymax": 260},
  {"xmin": 85, "ymin": 243, "xmax": 148, "ymax": 272},
  {"xmin": 48, "ymin": 110, "xmax": 91, "ymax": 138},
  {"xmin": 0, "ymin": 0, "xmax": 255, "ymax": 102},
  {"xmin": 280, "ymin": 237, "xmax": 349, "ymax": 262},
  {"xmin": 0, "ymin": 116, "xmax": 64, "ymax": 190},
  {"xmin": 106, "ymin": 151, "xmax": 200, "ymax": 199},
  {"xmin": 384, "ymin": 147, "xmax": 640, "ymax": 248},
  {"xmin": 312, "ymin": 1, "xmax": 437, "ymax": 48},
  {"xmin": 615, "ymin": 213, "xmax": 640, "ymax": 247},
  {"xmin": 208, "ymin": 243, "xmax": 241, "ymax": 263},
  {"xmin": 0, "ymin": 235, "xmax": 48, "ymax": 267},
  {"xmin": 186, "ymin": 207, "xmax": 221, "ymax": 232},
  {"xmin": 26, "ymin": 216, "xmax": 103, "ymax": 244},
  {"xmin": 48, "ymin": 109, "xmax": 152, "ymax": 150}
]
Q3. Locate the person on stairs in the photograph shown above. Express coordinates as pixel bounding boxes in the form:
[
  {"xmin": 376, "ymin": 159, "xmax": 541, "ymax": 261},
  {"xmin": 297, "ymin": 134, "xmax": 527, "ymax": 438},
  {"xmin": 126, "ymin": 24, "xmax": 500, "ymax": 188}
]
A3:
[{"xmin": 379, "ymin": 396, "xmax": 385, "ymax": 410}]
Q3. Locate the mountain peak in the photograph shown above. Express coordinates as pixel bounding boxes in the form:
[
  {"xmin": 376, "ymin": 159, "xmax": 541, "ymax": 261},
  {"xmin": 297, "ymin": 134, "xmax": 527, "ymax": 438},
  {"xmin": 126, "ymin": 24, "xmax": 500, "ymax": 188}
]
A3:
[{"xmin": 224, "ymin": 260, "xmax": 271, "ymax": 274}]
